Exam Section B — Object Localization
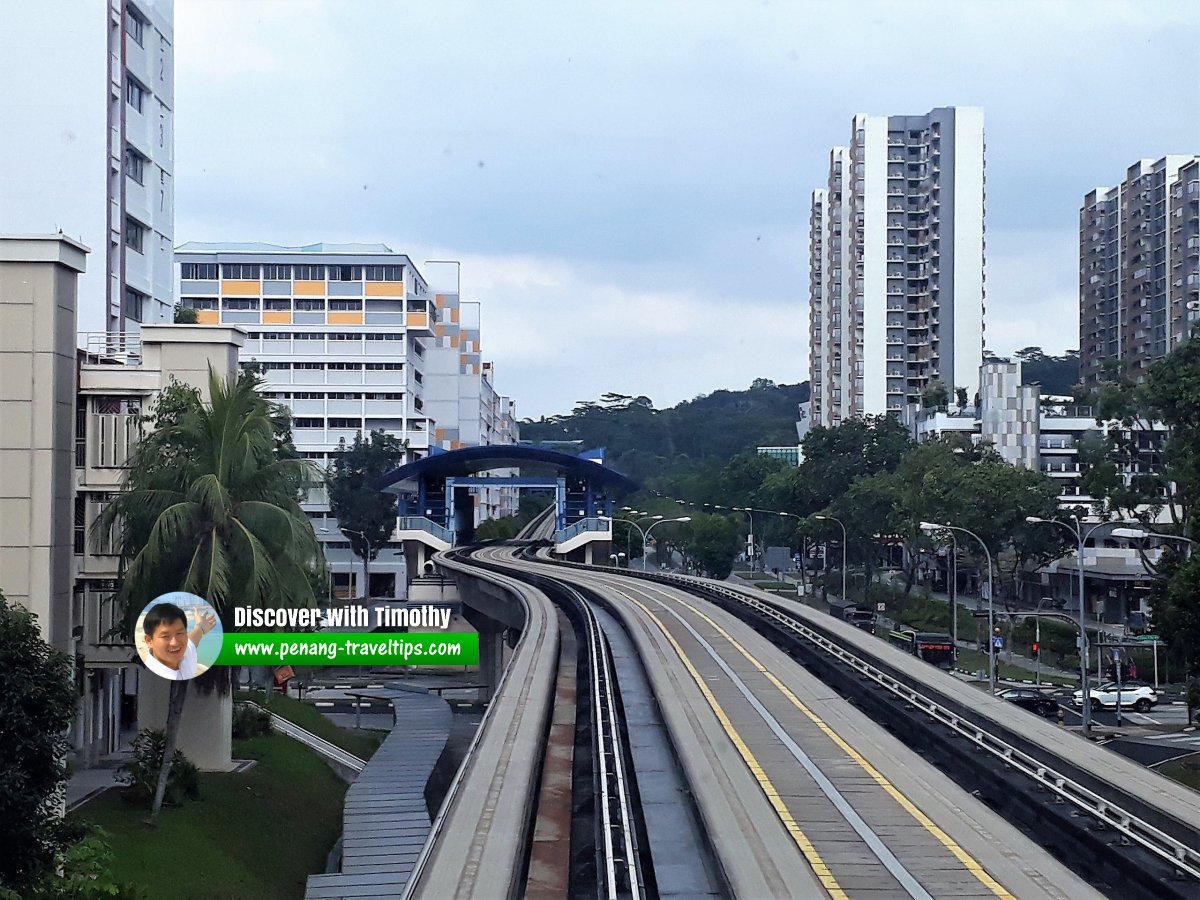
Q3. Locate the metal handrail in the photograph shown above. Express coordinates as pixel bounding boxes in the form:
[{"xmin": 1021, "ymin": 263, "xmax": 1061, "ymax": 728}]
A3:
[
  {"xmin": 80, "ymin": 332, "xmax": 142, "ymax": 364},
  {"xmin": 554, "ymin": 516, "xmax": 612, "ymax": 543},
  {"xmin": 397, "ymin": 516, "xmax": 452, "ymax": 543}
]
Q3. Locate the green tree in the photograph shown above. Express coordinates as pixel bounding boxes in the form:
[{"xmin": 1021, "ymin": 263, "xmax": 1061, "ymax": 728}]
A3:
[
  {"xmin": 0, "ymin": 592, "xmax": 76, "ymax": 893},
  {"xmin": 326, "ymin": 430, "xmax": 408, "ymax": 596},
  {"xmin": 97, "ymin": 370, "xmax": 324, "ymax": 818},
  {"xmin": 173, "ymin": 303, "xmax": 198, "ymax": 324},
  {"xmin": 921, "ymin": 379, "xmax": 950, "ymax": 409},
  {"xmin": 678, "ymin": 514, "xmax": 742, "ymax": 579},
  {"xmin": 797, "ymin": 415, "xmax": 912, "ymax": 512}
]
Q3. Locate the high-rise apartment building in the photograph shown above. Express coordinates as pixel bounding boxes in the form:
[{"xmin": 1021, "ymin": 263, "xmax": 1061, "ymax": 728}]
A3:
[
  {"xmin": 1079, "ymin": 156, "xmax": 1200, "ymax": 384},
  {"xmin": 808, "ymin": 107, "xmax": 986, "ymax": 427},
  {"xmin": 0, "ymin": 0, "xmax": 175, "ymax": 334},
  {"xmin": 173, "ymin": 244, "xmax": 518, "ymax": 598}
]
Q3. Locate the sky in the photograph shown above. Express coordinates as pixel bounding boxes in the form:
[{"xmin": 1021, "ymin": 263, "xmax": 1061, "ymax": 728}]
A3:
[{"xmin": 171, "ymin": 0, "xmax": 1200, "ymax": 420}]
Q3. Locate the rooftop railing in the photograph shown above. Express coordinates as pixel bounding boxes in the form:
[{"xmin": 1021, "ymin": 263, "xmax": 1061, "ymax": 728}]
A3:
[{"xmin": 80, "ymin": 332, "xmax": 142, "ymax": 365}]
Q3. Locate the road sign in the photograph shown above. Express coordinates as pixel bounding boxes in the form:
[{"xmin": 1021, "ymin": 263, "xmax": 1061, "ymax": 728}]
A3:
[
  {"xmin": 1134, "ymin": 634, "xmax": 1160, "ymax": 642},
  {"xmin": 876, "ymin": 602, "xmax": 886, "ymax": 612},
  {"xmin": 992, "ymin": 635, "xmax": 1004, "ymax": 650}
]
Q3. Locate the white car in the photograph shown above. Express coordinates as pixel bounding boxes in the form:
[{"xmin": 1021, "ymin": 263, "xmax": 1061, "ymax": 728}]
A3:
[{"xmin": 1072, "ymin": 681, "xmax": 1158, "ymax": 712}]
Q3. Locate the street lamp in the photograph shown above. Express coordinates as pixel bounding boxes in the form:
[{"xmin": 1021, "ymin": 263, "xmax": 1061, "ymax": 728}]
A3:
[
  {"xmin": 609, "ymin": 552, "xmax": 626, "ymax": 568},
  {"xmin": 813, "ymin": 514, "xmax": 847, "ymax": 605},
  {"xmin": 644, "ymin": 517, "xmax": 690, "ymax": 570},
  {"xmin": 733, "ymin": 507, "xmax": 758, "ymax": 571},
  {"xmin": 1025, "ymin": 514, "xmax": 1116, "ymax": 732},
  {"xmin": 921, "ymin": 521, "xmax": 996, "ymax": 695},
  {"xmin": 321, "ymin": 526, "xmax": 374, "ymax": 599},
  {"xmin": 1110, "ymin": 527, "xmax": 1194, "ymax": 554}
]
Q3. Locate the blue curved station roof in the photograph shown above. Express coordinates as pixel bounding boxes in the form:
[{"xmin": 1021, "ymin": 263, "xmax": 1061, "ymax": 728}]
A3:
[{"xmin": 377, "ymin": 444, "xmax": 639, "ymax": 494}]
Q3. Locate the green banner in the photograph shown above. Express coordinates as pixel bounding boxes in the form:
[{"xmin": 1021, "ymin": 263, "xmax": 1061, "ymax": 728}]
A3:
[{"xmin": 214, "ymin": 632, "xmax": 478, "ymax": 666}]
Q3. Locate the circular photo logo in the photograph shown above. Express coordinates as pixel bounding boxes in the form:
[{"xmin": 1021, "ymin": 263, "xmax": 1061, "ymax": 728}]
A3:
[{"xmin": 136, "ymin": 592, "xmax": 223, "ymax": 681}]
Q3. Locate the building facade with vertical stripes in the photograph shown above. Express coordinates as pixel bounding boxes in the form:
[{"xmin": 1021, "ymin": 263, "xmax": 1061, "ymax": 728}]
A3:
[
  {"xmin": 1079, "ymin": 155, "xmax": 1200, "ymax": 385},
  {"xmin": 0, "ymin": 0, "xmax": 174, "ymax": 334}
]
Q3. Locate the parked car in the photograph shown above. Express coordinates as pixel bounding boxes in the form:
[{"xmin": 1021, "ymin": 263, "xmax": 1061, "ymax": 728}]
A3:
[
  {"xmin": 1072, "ymin": 681, "xmax": 1158, "ymax": 712},
  {"xmin": 998, "ymin": 688, "xmax": 1059, "ymax": 717}
]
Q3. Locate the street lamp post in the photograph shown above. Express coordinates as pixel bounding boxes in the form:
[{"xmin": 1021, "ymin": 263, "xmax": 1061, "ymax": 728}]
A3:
[
  {"xmin": 1025, "ymin": 514, "xmax": 1114, "ymax": 733},
  {"xmin": 644, "ymin": 517, "xmax": 691, "ymax": 570},
  {"xmin": 322, "ymin": 526, "xmax": 373, "ymax": 599},
  {"xmin": 734, "ymin": 507, "xmax": 758, "ymax": 570},
  {"xmin": 813, "ymin": 515, "xmax": 847, "ymax": 605},
  {"xmin": 921, "ymin": 522, "xmax": 995, "ymax": 695}
]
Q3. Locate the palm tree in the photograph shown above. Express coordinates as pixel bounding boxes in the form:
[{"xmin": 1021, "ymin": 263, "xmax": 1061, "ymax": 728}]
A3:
[{"xmin": 97, "ymin": 368, "xmax": 324, "ymax": 818}]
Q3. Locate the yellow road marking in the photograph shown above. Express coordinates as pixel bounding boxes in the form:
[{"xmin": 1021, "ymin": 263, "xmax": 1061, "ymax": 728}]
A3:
[
  {"xmin": 663, "ymin": 590, "xmax": 1015, "ymax": 900},
  {"xmin": 617, "ymin": 589, "xmax": 848, "ymax": 899}
]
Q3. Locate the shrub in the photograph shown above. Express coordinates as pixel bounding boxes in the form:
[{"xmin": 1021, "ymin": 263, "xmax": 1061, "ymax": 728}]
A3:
[
  {"xmin": 232, "ymin": 701, "xmax": 273, "ymax": 739},
  {"xmin": 116, "ymin": 730, "xmax": 200, "ymax": 807}
]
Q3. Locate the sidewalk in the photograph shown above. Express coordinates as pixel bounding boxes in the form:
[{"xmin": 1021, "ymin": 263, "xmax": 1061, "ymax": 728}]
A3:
[{"xmin": 66, "ymin": 751, "xmax": 129, "ymax": 811}]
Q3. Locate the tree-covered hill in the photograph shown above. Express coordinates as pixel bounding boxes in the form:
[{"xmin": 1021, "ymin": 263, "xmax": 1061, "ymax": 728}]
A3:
[{"xmin": 520, "ymin": 379, "xmax": 809, "ymax": 486}]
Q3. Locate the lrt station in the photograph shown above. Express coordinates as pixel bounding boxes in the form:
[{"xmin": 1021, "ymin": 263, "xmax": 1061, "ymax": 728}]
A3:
[
  {"xmin": 376, "ymin": 444, "xmax": 636, "ymax": 702},
  {"xmin": 380, "ymin": 443, "xmax": 638, "ymax": 575}
]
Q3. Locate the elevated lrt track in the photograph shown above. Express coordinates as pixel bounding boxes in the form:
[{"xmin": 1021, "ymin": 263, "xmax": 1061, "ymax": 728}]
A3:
[{"xmin": 435, "ymin": 543, "xmax": 1199, "ymax": 899}]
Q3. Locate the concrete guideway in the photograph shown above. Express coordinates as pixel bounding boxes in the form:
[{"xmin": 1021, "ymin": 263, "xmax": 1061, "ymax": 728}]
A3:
[
  {"xmin": 551, "ymin": 564, "xmax": 1100, "ymax": 900},
  {"xmin": 399, "ymin": 552, "xmax": 561, "ymax": 899}
]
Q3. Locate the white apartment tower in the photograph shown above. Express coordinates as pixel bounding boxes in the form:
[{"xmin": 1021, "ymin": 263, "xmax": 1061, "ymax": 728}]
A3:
[
  {"xmin": 1, "ymin": 0, "xmax": 175, "ymax": 333},
  {"xmin": 808, "ymin": 107, "xmax": 985, "ymax": 426}
]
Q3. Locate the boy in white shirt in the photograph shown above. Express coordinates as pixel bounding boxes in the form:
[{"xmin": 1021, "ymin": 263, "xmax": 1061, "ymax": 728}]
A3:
[{"xmin": 141, "ymin": 602, "xmax": 217, "ymax": 681}]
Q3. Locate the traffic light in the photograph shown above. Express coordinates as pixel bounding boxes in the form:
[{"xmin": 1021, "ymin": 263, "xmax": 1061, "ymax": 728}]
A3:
[{"xmin": 1031, "ymin": 641, "xmax": 1039, "ymax": 654}]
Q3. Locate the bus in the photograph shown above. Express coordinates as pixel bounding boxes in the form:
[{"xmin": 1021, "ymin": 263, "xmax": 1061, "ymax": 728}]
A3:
[{"xmin": 888, "ymin": 628, "xmax": 956, "ymax": 669}]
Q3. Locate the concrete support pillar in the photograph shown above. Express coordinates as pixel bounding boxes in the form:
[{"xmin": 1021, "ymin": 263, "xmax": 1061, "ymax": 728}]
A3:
[{"xmin": 137, "ymin": 678, "xmax": 234, "ymax": 771}]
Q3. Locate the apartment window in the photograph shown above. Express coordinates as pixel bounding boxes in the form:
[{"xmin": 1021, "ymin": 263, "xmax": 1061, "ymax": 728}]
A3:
[
  {"xmin": 125, "ymin": 76, "xmax": 147, "ymax": 113},
  {"xmin": 181, "ymin": 297, "xmax": 216, "ymax": 310},
  {"xmin": 223, "ymin": 298, "xmax": 259, "ymax": 310},
  {"xmin": 261, "ymin": 362, "xmax": 291, "ymax": 371},
  {"xmin": 126, "ymin": 6, "xmax": 147, "ymax": 45},
  {"xmin": 328, "ymin": 332, "xmax": 361, "ymax": 341},
  {"xmin": 124, "ymin": 288, "xmax": 147, "ymax": 322},
  {"xmin": 295, "ymin": 362, "xmax": 323, "ymax": 370},
  {"xmin": 124, "ymin": 146, "xmax": 147, "ymax": 184},
  {"xmin": 262, "ymin": 265, "xmax": 292, "ymax": 280},
  {"xmin": 327, "ymin": 265, "xmax": 362, "ymax": 281},
  {"xmin": 365, "ymin": 265, "xmax": 404, "ymax": 281},
  {"xmin": 124, "ymin": 217, "xmax": 146, "ymax": 253},
  {"xmin": 293, "ymin": 418, "xmax": 323, "ymax": 428},
  {"xmin": 365, "ymin": 332, "xmax": 403, "ymax": 341},
  {"xmin": 329, "ymin": 299, "xmax": 363, "ymax": 311},
  {"xmin": 295, "ymin": 299, "xmax": 325, "ymax": 311},
  {"xmin": 366, "ymin": 362, "xmax": 403, "ymax": 370},
  {"xmin": 327, "ymin": 362, "xmax": 362, "ymax": 370},
  {"xmin": 365, "ymin": 392, "xmax": 404, "ymax": 400},
  {"xmin": 293, "ymin": 391, "xmax": 326, "ymax": 400},
  {"xmin": 264, "ymin": 299, "xmax": 291, "ymax": 310},
  {"xmin": 180, "ymin": 262, "xmax": 217, "ymax": 279},
  {"xmin": 258, "ymin": 332, "xmax": 289, "ymax": 340},
  {"xmin": 222, "ymin": 263, "xmax": 260, "ymax": 279},
  {"xmin": 328, "ymin": 418, "xmax": 362, "ymax": 429},
  {"xmin": 293, "ymin": 265, "xmax": 325, "ymax": 280}
]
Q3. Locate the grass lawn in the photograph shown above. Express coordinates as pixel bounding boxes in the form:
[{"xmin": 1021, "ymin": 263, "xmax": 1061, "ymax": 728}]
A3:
[
  {"xmin": 1158, "ymin": 752, "xmax": 1200, "ymax": 792},
  {"xmin": 237, "ymin": 689, "xmax": 385, "ymax": 760},
  {"xmin": 954, "ymin": 648, "xmax": 1075, "ymax": 686},
  {"xmin": 72, "ymin": 733, "xmax": 346, "ymax": 899}
]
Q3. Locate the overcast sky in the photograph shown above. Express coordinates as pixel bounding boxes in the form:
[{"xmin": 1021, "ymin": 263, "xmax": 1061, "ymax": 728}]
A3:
[{"xmin": 174, "ymin": 0, "xmax": 1198, "ymax": 419}]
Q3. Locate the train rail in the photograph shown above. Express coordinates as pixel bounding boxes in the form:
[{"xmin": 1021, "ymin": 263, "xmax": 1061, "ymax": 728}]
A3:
[{"xmin": 531, "ymin": 552, "xmax": 1200, "ymax": 898}]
